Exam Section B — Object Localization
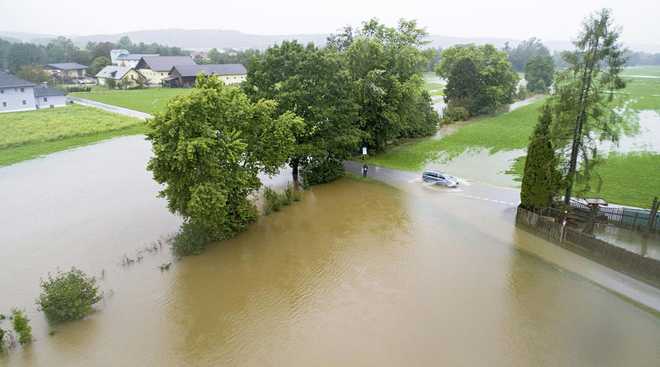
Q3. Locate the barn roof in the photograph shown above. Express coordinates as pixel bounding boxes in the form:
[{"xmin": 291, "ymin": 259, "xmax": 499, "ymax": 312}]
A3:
[
  {"xmin": 45, "ymin": 63, "xmax": 88, "ymax": 70},
  {"xmin": 136, "ymin": 56, "xmax": 195, "ymax": 72},
  {"xmin": 171, "ymin": 64, "xmax": 247, "ymax": 77},
  {"xmin": 34, "ymin": 86, "xmax": 66, "ymax": 97},
  {"xmin": 0, "ymin": 71, "xmax": 35, "ymax": 88}
]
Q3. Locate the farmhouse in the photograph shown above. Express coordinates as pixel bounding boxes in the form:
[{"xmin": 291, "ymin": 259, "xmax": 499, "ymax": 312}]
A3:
[
  {"xmin": 0, "ymin": 71, "xmax": 67, "ymax": 113},
  {"xmin": 165, "ymin": 64, "xmax": 247, "ymax": 87},
  {"xmin": 44, "ymin": 63, "xmax": 88, "ymax": 81},
  {"xmin": 135, "ymin": 56, "xmax": 195, "ymax": 86},
  {"xmin": 96, "ymin": 66, "xmax": 147, "ymax": 88}
]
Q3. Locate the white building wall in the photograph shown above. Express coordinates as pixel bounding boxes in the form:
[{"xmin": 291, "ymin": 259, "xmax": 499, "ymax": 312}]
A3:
[
  {"xmin": 138, "ymin": 69, "xmax": 169, "ymax": 85},
  {"xmin": 35, "ymin": 95, "xmax": 67, "ymax": 109},
  {"xmin": 0, "ymin": 86, "xmax": 36, "ymax": 113}
]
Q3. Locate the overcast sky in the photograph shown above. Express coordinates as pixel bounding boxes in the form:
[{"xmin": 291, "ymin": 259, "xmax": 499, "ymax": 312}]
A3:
[{"xmin": 1, "ymin": 0, "xmax": 658, "ymax": 45}]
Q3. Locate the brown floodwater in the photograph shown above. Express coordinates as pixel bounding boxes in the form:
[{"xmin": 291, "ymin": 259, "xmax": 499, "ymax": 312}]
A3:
[{"xmin": 1, "ymin": 136, "xmax": 659, "ymax": 366}]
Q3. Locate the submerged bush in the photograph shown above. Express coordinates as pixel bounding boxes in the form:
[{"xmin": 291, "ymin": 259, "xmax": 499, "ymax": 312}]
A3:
[
  {"xmin": 263, "ymin": 183, "xmax": 302, "ymax": 215},
  {"xmin": 36, "ymin": 268, "xmax": 102, "ymax": 322},
  {"xmin": 442, "ymin": 104, "xmax": 470, "ymax": 124},
  {"xmin": 171, "ymin": 221, "xmax": 215, "ymax": 257},
  {"xmin": 10, "ymin": 309, "xmax": 31, "ymax": 345}
]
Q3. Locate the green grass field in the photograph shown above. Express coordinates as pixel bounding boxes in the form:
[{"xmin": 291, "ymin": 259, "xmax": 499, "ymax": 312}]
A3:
[
  {"xmin": 510, "ymin": 153, "xmax": 660, "ymax": 208},
  {"xmin": 622, "ymin": 66, "xmax": 660, "ymax": 77},
  {"xmin": 0, "ymin": 105, "xmax": 144, "ymax": 166},
  {"xmin": 367, "ymin": 99, "xmax": 545, "ymax": 171},
  {"xmin": 71, "ymin": 88, "xmax": 193, "ymax": 114}
]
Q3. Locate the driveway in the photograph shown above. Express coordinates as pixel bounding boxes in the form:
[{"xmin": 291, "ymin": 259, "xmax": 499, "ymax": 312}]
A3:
[{"xmin": 68, "ymin": 96, "xmax": 153, "ymax": 121}]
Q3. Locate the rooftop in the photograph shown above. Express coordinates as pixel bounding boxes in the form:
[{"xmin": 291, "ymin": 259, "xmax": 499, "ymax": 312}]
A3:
[
  {"xmin": 96, "ymin": 65, "xmax": 137, "ymax": 80},
  {"xmin": 34, "ymin": 86, "xmax": 66, "ymax": 97},
  {"xmin": 137, "ymin": 56, "xmax": 195, "ymax": 72},
  {"xmin": 0, "ymin": 71, "xmax": 36, "ymax": 88},
  {"xmin": 45, "ymin": 63, "xmax": 88, "ymax": 70},
  {"xmin": 117, "ymin": 53, "xmax": 159, "ymax": 61},
  {"xmin": 171, "ymin": 64, "xmax": 247, "ymax": 77}
]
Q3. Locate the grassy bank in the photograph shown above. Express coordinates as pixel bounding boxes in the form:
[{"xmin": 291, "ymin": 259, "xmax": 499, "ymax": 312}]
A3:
[
  {"xmin": 367, "ymin": 99, "xmax": 545, "ymax": 171},
  {"xmin": 0, "ymin": 105, "xmax": 144, "ymax": 166},
  {"xmin": 70, "ymin": 88, "xmax": 193, "ymax": 114},
  {"xmin": 511, "ymin": 153, "xmax": 660, "ymax": 208}
]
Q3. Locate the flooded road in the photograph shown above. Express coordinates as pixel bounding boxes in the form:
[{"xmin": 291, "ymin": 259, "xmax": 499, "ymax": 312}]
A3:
[{"xmin": 1, "ymin": 136, "xmax": 659, "ymax": 366}]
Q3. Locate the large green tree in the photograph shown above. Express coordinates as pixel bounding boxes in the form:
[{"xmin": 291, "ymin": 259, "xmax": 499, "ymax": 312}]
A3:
[
  {"xmin": 437, "ymin": 44, "xmax": 519, "ymax": 117},
  {"xmin": 244, "ymin": 41, "xmax": 361, "ymax": 183},
  {"xmin": 549, "ymin": 9, "xmax": 627, "ymax": 204},
  {"xmin": 524, "ymin": 54, "xmax": 555, "ymax": 93},
  {"xmin": 520, "ymin": 105, "xmax": 561, "ymax": 209},
  {"xmin": 508, "ymin": 38, "xmax": 552, "ymax": 72},
  {"xmin": 147, "ymin": 76, "xmax": 302, "ymax": 250},
  {"xmin": 339, "ymin": 19, "xmax": 439, "ymax": 151}
]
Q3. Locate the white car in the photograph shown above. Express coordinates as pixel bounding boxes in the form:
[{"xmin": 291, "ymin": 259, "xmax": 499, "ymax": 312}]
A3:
[{"xmin": 422, "ymin": 170, "xmax": 459, "ymax": 188}]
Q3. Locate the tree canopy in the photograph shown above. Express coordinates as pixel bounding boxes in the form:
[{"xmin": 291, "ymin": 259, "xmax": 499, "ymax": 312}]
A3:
[
  {"xmin": 147, "ymin": 76, "xmax": 302, "ymax": 251},
  {"xmin": 524, "ymin": 54, "xmax": 555, "ymax": 93},
  {"xmin": 437, "ymin": 44, "xmax": 519, "ymax": 117},
  {"xmin": 243, "ymin": 40, "xmax": 361, "ymax": 183},
  {"xmin": 507, "ymin": 38, "xmax": 552, "ymax": 72}
]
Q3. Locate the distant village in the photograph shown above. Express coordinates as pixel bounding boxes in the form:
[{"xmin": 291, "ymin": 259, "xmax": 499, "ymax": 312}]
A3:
[{"xmin": 0, "ymin": 50, "xmax": 247, "ymax": 113}]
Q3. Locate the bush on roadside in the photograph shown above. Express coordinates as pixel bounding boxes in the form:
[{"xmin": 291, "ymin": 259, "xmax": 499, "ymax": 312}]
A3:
[
  {"xmin": 62, "ymin": 85, "xmax": 91, "ymax": 93},
  {"xmin": 36, "ymin": 268, "xmax": 102, "ymax": 322},
  {"xmin": 10, "ymin": 309, "xmax": 31, "ymax": 345},
  {"xmin": 442, "ymin": 104, "xmax": 470, "ymax": 124},
  {"xmin": 301, "ymin": 157, "xmax": 344, "ymax": 186}
]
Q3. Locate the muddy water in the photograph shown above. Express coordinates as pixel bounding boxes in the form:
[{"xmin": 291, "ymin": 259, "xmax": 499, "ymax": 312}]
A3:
[{"xmin": 1, "ymin": 137, "xmax": 660, "ymax": 366}]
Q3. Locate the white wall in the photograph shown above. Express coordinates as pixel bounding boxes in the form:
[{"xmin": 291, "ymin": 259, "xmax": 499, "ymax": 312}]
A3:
[
  {"xmin": 0, "ymin": 86, "xmax": 36, "ymax": 113},
  {"xmin": 36, "ymin": 95, "xmax": 67, "ymax": 109}
]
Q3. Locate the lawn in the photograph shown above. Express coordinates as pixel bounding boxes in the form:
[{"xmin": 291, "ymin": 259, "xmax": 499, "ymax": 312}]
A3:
[
  {"xmin": 510, "ymin": 153, "xmax": 660, "ymax": 208},
  {"xmin": 70, "ymin": 88, "xmax": 193, "ymax": 114},
  {"xmin": 0, "ymin": 105, "xmax": 144, "ymax": 166},
  {"xmin": 367, "ymin": 99, "xmax": 545, "ymax": 171},
  {"xmin": 622, "ymin": 66, "xmax": 660, "ymax": 77}
]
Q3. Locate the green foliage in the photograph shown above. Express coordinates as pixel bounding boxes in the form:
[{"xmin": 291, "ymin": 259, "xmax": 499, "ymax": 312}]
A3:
[
  {"xmin": 62, "ymin": 85, "xmax": 92, "ymax": 93},
  {"xmin": 547, "ymin": 9, "xmax": 628, "ymax": 202},
  {"xmin": 36, "ymin": 268, "xmax": 102, "ymax": 322},
  {"xmin": 442, "ymin": 104, "xmax": 470, "ymax": 123},
  {"xmin": 301, "ymin": 156, "xmax": 345, "ymax": 186},
  {"xmin": 16, "ymin": 64, "xmax": 51, "ymax": 84},
  {"xmin": 171, "ymin": 221, "xmax": 215, "ymax": 256},
  {"xmin": 525, "ymin": 54, "xmax": 555, "ymax": 93},
  {"xmin": 437, "ymin": 44, "xmax": 519, "ymax": 116},
  {"xmin": 147, "ymin": 75, "xmax": 302, "ymax": 249},
  {"xmin": 10, "ymin": 309, "xmax": 31, "ymax": 345},
  {"xmin": 339, "ymin": 19, "xmax": 439, "ymax": 151},
  {"xmin": 507, "ymin": 38, "xmax": 552, "ymax": 72},
  {"xmin": 262, "ymin": 184, "xmax": 301, "ymax": 215},
  {"xmin": 520, "ymin": 105, "xmax": 561, "ymax": 209},
  {"xmin": 244, "ymin": 41, "xmax": 361, "ymax": 181},
  {"xmin": 88, "ymin": 56, "xmax": 111, "ymax": 76}
]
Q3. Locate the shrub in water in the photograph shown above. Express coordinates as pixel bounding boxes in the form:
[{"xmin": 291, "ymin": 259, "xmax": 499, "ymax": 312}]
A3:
[
  {"xmin": 263, "ymin": 183, "xmax": 301, "ymax": 215},
  {"xmin": 36, "ymin": 268, "xmax": 102, "ymax": 322},
  {"xmin": 442, "ymin": 104, "xmax": 470, "ymax": 124},
  {"xmin": 171, "ymin": 221, "xmax": 214, "ymax": 257},
  {"xmin": 10, "ymin": 309, "xmax": 31, "ymax": 345},
  {"xmin": 301, "ymin": 157, "xmax": 344, "ymax": 186}
]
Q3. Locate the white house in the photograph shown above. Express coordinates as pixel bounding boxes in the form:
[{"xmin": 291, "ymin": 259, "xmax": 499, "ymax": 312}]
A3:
[
  {"xmin": 44, "ymin": 63, "xmax": 88, "ymax": 81},
  {"xmin": 0, "ymin": 71, "xmax": 36, "ymax": 113},
  {"xmin": 96, "ymin": 66, "xmax": 147, "ymax": 88},
  {"xmin": 135, "ymin": 56, "xmax": 196, "ymax": 86},
  {"xmin": 165, "ymin": 64, "xmax": 247, "ymax": 87},
  {"xmin": 0, "ymin": 72, "xmax": 67, "ymax": 113}
]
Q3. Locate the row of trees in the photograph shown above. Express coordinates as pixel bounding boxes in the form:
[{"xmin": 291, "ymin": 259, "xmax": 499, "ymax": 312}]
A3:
[
  {"xmin": 0, "ymin": 36, "xmax": 187, "ymax": 75},
  {"xmin": 148, "ymin": 19, "xmax": 440, "ymax": 254},
  {"xmin": 521, "ymin": 9, "xmax": 628, "ymax": 209}
]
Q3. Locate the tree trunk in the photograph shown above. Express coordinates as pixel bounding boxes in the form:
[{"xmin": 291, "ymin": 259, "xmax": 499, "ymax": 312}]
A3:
[{"xmin": 291, "ymin": 158, "xmax": 300, "ymax": 188}]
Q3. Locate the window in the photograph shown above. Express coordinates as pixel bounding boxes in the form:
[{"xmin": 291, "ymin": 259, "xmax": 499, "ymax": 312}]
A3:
[
  {"xmin": 20, "ymin": 87, "xmax": 24, "ymax": 92},
  {"xmin": 0, "ymin": 89, "xmax": 4, "ymax": 94},
  {"xmin": 2, "ymin": 102, "xmax": 6, "ymax": 107},
  {"xmin": 22, "ymin": 100, "xmax": 26, "ymax": 105},
  {"xmin": 44, "ymin": 97, "xmax": 48, "ymax": 102}
]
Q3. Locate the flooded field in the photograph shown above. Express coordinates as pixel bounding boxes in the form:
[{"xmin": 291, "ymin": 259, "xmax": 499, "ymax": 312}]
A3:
[{"xmin": 1, "ymin": 136, "xmax": 659, "ymax": 366}]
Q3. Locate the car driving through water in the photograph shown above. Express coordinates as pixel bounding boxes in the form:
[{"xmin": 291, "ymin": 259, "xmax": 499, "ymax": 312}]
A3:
[{"xmin": 422, "ymin": 169, "xmax": 459, "ymax": 188}]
